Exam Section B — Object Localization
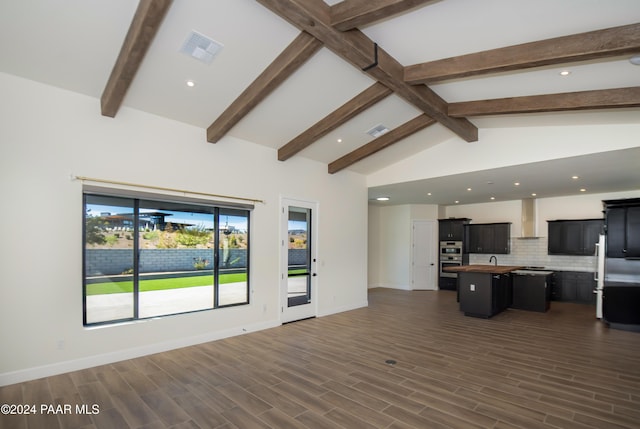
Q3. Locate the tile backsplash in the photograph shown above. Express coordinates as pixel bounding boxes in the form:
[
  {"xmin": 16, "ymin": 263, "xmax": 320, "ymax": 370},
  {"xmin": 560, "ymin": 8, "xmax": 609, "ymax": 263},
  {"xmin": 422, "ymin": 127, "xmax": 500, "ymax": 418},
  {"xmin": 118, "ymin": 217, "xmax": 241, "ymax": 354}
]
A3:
[{"xmin": 467, "ymin": 237, "xmax": 597, "ymax": 273}]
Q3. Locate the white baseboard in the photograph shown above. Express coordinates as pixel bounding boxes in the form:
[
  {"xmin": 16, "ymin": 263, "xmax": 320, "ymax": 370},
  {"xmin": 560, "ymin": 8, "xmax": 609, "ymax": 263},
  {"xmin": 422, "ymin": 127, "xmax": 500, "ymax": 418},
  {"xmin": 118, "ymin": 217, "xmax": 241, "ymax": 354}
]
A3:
[
  {"xmin": 369, "ymin": 283, "xmax": 411, "ymax": 291},
  {"xmin": 0, "ymin": 320, "xmax": 280, "ymax": 387},
  {"xmin": 318, "ymin": 300, "xmax": 368, "ymax": 317}
]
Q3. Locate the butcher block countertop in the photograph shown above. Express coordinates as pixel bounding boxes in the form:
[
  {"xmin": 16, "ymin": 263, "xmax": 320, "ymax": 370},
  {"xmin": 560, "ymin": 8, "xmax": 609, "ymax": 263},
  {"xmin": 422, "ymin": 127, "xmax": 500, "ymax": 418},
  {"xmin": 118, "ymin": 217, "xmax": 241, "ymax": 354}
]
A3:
[{"xmin": 443, "ymin": 265, "xmax": 525, "ymax": 274}]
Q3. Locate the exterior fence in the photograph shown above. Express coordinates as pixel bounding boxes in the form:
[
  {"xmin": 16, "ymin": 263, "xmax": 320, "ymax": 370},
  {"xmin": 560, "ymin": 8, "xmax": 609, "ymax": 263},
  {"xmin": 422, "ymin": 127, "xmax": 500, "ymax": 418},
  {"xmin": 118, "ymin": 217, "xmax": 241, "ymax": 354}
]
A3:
[{"xmin": 85, "ymin": 248, "xmax": 308, "ymax": 276}]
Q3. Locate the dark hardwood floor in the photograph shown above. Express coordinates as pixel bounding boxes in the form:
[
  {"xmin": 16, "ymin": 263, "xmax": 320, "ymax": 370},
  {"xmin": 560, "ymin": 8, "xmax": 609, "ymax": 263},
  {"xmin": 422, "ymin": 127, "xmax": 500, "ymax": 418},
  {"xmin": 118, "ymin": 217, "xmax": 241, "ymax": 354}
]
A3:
[{"xmin": 2, "ymin": 288, "xmax": 640, "ymax": 429}]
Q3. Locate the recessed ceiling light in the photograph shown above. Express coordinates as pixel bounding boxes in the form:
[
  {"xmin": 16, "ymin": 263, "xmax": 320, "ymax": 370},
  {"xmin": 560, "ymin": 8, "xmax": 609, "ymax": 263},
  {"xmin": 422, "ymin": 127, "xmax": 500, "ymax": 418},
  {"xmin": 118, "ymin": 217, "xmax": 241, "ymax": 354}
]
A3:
[
  {"xmin": 514, "ymin": 182, "xmax": 520, "ymax": 186},
  {"xmin": 376, "ymin": 197, "xmax": 390, "ymax": 201},
  {"xmin": 531, "ymin": 193, "xmax": 537, "ymax": 197},
  {"xmin": 455, "ymin": 200, "xmax": 460, "ymax": 204},
  {"xmin": 560, "ymin": 70, "xmax": 571, "ymax": 76},
  {"xmin": 427, "ymin": 192, "xmax": 432, "ymax": 196},
  {"xmin": 629, "ymin": 54, "xmax": 640, "ymax": 65},
  {"xmin": 490, "ymin": 197, "xmax": 496, "ymax": 200},
  {"xmin": 467, "ymin": 188, "xmax": 472, "ymax": 191},
  {"xmin": 572, "ymin": 175, "xmax": 579, "ymax": 180},
  {"xmin": 186, "ymin": 80, "xmax": 196, "ymax": 87},
  {"xmin": 337, "ymin": 138, "xmax": 342, "ymax": 143},
  {"xmin": 580, "ymin": 188, "xmax": 587, "ymax": 192}
]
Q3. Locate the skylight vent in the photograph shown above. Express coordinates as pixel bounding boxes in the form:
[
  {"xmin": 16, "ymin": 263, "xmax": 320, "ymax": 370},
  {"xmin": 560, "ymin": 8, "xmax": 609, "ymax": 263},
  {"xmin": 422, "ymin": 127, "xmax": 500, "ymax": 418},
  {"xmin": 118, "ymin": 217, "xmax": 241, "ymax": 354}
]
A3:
[
  {"xmin": 180, "ymin": 30, "xmax": 223, "ymax": 64},
  {"xmin": 366, "ymin": 124, "xmax": 389, "ymax": 138}
]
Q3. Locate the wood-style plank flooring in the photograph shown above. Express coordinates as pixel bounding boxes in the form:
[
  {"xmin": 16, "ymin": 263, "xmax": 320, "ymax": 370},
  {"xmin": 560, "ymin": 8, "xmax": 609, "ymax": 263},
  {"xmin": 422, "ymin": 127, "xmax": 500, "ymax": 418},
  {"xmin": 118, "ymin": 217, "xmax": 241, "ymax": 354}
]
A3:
[{"xmin": 2, "ymin": 288, "xmax": 640, "ymax": 429}]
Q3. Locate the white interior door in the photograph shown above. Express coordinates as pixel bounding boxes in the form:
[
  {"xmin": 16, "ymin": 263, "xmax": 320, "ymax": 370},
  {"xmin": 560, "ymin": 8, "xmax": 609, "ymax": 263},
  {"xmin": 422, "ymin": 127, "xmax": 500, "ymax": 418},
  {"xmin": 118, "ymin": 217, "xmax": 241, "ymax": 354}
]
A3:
[
  {"xmin": 411, "ymin": 220, "xmax": 437, "ymax": 290},
  {"xmin": 281, "ymin": 198, "xmax": 318, "ymax": 323}
]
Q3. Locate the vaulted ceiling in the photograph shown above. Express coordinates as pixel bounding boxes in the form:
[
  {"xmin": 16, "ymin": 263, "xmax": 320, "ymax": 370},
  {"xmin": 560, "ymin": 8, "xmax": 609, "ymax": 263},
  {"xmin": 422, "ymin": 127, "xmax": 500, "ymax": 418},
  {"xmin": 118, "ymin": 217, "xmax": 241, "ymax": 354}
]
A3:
[{"xmin": 1, "ymin": 0, "xmax": 639, "ymax": 202}]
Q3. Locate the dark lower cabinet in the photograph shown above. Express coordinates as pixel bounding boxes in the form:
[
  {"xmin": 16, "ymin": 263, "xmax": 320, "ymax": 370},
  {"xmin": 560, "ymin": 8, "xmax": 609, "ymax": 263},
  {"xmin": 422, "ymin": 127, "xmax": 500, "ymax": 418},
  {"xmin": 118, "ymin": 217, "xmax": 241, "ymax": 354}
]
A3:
[
  {"xmin": 512, "ymin": 273, "xmax": 551, "ymax": 312},
  {"xmin": 438, "ymin": 276, "xmax": 457, "ymax": 291},
  {"xmin": 551, "ymin": 271, "xmax": 596, "ymax": 304},
  {"xmin": 602, "ymin": 284, "xmax": 640, "ymax": 331},
  {"xmin": 458, "ymin": 272, "xmax": 511, "ymax": 318}
]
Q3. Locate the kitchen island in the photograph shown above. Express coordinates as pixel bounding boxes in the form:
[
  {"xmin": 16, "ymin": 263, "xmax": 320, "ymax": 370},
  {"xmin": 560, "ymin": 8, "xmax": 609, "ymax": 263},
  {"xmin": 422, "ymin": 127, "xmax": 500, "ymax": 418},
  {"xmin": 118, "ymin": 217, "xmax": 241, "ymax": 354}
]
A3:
[{"xmin": 444, "ymin": 265, "xmax": 524, "ymax": 318}]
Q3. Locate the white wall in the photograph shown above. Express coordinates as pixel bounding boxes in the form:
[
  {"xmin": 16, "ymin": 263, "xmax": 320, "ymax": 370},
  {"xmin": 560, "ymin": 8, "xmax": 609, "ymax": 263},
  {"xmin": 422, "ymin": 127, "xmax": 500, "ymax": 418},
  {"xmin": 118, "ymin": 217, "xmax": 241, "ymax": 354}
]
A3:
[
  {"xmin": 447, "ymin": 200, "xmax": 522, "ymax": 232},
  {"xmin": 368, "ymin": 204, "xmax": 438, "ymax": 289},
  {"xmin": 0, "ymin": 72, "xmax": 369, "ymax": 385}
]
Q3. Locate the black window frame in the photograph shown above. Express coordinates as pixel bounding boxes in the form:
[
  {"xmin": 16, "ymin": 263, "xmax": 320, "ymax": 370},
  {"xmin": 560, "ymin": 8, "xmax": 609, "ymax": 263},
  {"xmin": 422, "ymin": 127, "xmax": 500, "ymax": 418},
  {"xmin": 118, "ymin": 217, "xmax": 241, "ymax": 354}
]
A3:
[{"xmin": 82, "ymin": 189, "xmax": 251, "ymax": 327}]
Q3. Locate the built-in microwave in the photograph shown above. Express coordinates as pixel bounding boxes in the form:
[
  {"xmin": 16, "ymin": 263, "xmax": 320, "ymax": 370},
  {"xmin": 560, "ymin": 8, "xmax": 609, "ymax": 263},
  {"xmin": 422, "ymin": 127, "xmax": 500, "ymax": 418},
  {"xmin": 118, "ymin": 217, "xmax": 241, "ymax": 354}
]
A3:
[{"xmin": 440, "ymin": 241, "xmax": 462, "ymax": 256}]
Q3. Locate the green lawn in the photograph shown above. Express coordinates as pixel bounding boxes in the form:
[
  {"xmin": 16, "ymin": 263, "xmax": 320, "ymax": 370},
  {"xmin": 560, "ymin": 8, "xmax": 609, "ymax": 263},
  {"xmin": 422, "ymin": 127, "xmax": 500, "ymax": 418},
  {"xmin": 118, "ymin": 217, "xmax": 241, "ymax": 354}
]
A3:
[{"xmin": 86, "ymin": 273, "xmax": 246, "ymax": 296}]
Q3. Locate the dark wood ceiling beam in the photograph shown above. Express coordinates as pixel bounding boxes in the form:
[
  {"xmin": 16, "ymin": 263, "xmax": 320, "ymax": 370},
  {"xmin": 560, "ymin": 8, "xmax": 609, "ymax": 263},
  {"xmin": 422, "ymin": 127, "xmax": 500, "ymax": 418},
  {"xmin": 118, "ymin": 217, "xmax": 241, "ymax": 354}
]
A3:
[
  {"xmin": 278, "ymin": 82, "xmax": 393, "ymax": 161},
  {"xmin": 101, "ymin": 0, "xmax": 172, "ymax": 117},
  {"xmin": 206, "ymin": 31, "xmax": 322, "ymax": 143},
  {"xmin": 328, "ymin": 114, "xmax": 435, "ymax": 174},
  {"xmin": 448, "ymin": 87, "xmax": 640, "ymax": 117},
  {"xmin": 405, "ymin": 22, "xmax": 640, "ymax": 84},
  {"xmin": 330, "ymin": 0, "xmax": 438, "ymax": 31},
  {"xmin": 256, "ymin": 0, "xmax": 478, "ymax": 143}
]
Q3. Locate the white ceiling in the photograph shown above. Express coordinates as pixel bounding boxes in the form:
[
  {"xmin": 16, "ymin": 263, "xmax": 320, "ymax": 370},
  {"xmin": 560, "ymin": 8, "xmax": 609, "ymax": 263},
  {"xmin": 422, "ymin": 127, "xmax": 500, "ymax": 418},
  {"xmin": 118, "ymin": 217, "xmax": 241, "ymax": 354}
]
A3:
[
  {"xmin": 1, "ymin": 0, "xmax": 639, "ymax": 203},
  {"xmin": 368, "ymin": 146, "xmax": 640, "ymax": 206}
]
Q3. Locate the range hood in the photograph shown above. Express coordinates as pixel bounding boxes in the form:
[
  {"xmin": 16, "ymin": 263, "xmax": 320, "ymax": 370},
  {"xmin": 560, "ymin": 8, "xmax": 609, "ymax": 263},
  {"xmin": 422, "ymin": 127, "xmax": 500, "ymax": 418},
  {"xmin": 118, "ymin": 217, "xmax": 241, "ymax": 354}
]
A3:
[{"xmin": 520, "ymin": 198, "xmax": 540, "ymax": 239}]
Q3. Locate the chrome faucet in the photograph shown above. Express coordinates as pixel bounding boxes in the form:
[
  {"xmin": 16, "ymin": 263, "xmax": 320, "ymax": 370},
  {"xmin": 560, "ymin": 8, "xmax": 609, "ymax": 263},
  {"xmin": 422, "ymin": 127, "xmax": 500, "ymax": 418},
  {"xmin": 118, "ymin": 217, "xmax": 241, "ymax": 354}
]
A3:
[{"xmin": 489, "ymin": 255, "xmax": 497, "ymax": 266}]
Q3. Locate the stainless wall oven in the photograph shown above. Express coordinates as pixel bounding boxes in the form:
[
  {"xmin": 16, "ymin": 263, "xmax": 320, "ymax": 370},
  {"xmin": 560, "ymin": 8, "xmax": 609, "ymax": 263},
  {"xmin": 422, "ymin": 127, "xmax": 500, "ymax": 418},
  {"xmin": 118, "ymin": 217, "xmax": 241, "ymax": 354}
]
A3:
[
  {"xmin": 440, "ymin": 256, "xmax": 462, "ymax": 277},
  {"xmin": 440, "ymin": 241, "xmax": 463, "ymax": 278}
]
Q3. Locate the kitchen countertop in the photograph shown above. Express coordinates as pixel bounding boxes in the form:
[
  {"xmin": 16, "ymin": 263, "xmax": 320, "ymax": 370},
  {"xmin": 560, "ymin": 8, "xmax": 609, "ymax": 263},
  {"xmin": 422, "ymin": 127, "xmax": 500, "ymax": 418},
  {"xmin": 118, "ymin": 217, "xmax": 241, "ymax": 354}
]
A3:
[
  {"xmin": 512, "ymin": 269, "xmax": 554, "ymax": 276},
  {"xmin": 443, "ymin": 264, "xmax": 525, "ymax": 274}
]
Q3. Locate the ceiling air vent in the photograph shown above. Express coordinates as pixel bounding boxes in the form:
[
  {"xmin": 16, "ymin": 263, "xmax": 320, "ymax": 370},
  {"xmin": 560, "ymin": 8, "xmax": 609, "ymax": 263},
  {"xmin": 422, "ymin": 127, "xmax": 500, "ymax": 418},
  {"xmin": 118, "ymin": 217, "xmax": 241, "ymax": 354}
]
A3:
[
  {"xmin": 366, "ymin": 124, "xmax": 389, "ymax": 138},
  {"xmin": 180, "ymin": 30, "xmax": 223, "ymax": 64}
]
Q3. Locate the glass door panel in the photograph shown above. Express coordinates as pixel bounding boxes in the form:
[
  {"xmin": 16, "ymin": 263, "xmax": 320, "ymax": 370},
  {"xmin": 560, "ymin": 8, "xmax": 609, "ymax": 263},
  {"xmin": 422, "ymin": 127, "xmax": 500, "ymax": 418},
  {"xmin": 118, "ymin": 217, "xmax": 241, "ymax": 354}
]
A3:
[
  {"xmin": 287, "ymin": 206, "xmax": 311, "ymax": 307},
  {"xmin": 281, "ymin": 198, "xmax": 317, "ymax": 323}
]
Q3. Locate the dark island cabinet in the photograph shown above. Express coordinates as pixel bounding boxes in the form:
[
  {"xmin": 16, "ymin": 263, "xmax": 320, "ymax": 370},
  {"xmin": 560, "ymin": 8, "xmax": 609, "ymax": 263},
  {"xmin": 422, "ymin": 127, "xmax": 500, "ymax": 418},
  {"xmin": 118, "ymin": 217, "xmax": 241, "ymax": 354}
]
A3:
[
  {"xmin": 550, "ymin": 271, "xmax": 596, "ymax": 305},
  {"xmin": 547, "ymin": 219, "xmax": 603, "ymax": 256},
  {"xmin": 465, "ymin": 223, "xmax": 510, "ymax": 254},
  {"xmin": 438, "ymin": 218, "xmax": 470, "ymax": 241},
  {"xmin": 458, "ymin": 272, "xmax": 512, "ymax": 318},
  {"xmin": 604, "ymin": 199, "xmax": 640, "ymax": 258}
]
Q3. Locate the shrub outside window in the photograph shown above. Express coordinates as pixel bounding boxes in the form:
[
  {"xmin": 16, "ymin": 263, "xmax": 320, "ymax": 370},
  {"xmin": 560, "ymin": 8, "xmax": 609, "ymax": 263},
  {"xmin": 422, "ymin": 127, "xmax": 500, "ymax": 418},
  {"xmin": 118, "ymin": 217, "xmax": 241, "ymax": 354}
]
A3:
[{"xmin": 83, "ymin": 193, "xmax": 250, "ymax": 326}]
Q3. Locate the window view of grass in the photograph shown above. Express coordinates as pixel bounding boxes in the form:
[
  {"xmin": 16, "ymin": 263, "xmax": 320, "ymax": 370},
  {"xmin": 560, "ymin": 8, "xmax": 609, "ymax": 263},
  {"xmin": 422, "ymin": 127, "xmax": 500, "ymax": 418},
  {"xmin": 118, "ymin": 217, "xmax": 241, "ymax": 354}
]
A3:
[
  {"xmin": 86, "ymin": 273, "xmax": 247, "ymax": 295},
  {"xmin": 84, "ymin": 194, "xmax": 250, "ymax": 324}
]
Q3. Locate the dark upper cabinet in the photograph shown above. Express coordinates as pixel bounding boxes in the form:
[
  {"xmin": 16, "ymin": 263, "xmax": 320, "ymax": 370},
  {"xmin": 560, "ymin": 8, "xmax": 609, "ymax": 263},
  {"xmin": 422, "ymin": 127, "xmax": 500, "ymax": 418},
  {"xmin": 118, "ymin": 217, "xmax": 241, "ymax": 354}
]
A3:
[
  {"xmin": 606, "ymin": 207, "xmax": 626, "ymax": 258},
  {"xmin": 465, "ymin": 223, "xmax": 510, "ymax": 254},
  {"xmin": 604, "ymin": 199, "xmax": 640, "ymax": 258},
  {"xmin": 438, "ymin": 218, "xmax": 470, "ymax": 241},
  {"xmin": 583, "ymin": 220, "xmax": 604, "ymax": 256},
  {"xmin": 626, "ymin": 206, "xmax": 640, "ymax": 257},
  {"xmin": 492, "ymin": 223, "xmax": 510, "ymax": 254},
  {"xmin": 547, "ymin": 219, "xmax": 603, "ymax": 256}
]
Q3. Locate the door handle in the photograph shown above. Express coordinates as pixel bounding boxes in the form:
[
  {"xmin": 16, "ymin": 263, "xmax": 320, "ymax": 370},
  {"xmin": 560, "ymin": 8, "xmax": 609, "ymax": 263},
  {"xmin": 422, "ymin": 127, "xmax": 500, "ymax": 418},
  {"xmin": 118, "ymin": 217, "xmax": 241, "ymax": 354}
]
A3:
[{"xmin": 312, "ymin": 273, "xmax": 317, "ymax": 277}]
